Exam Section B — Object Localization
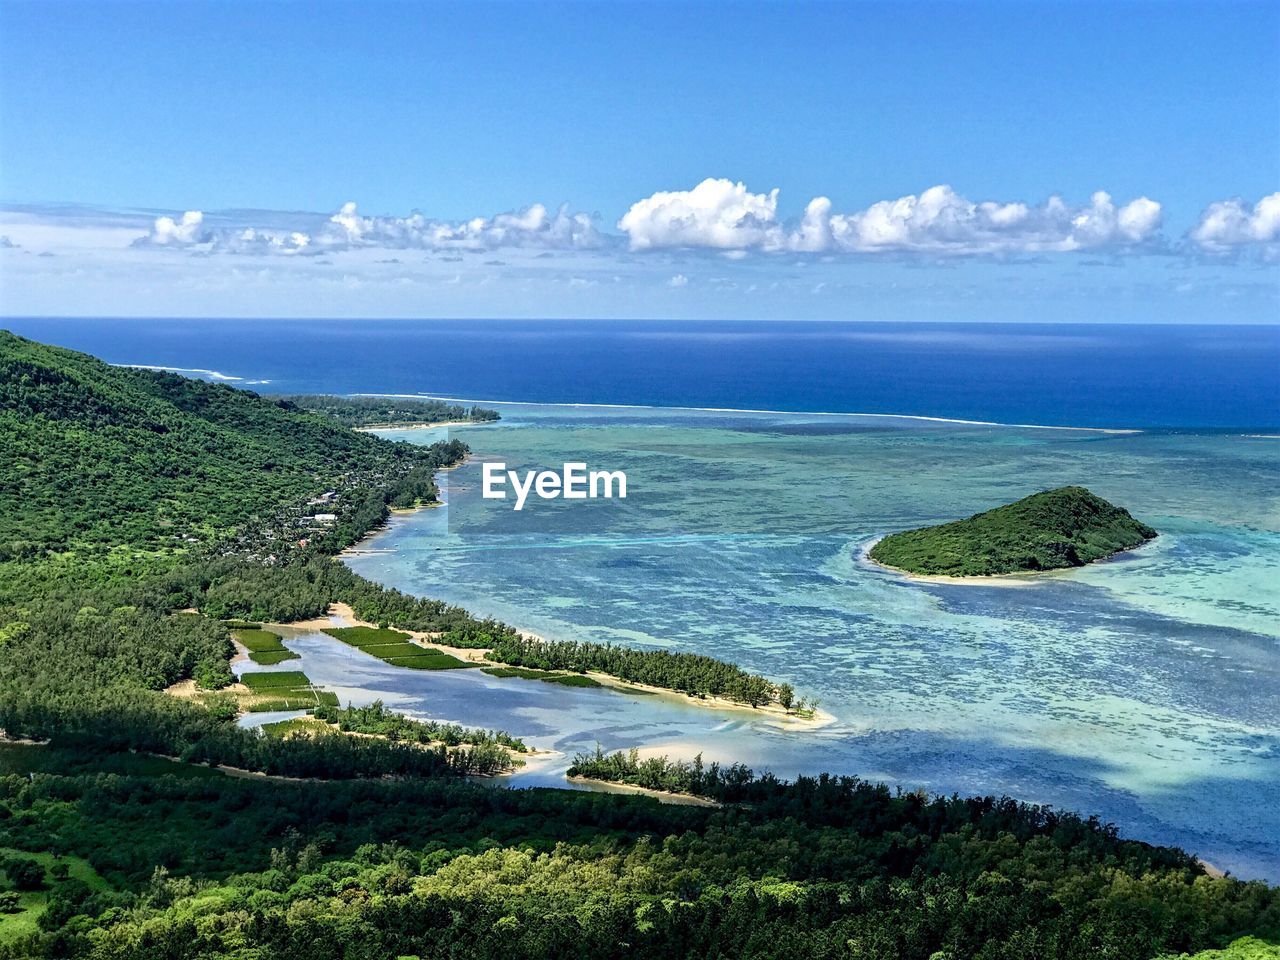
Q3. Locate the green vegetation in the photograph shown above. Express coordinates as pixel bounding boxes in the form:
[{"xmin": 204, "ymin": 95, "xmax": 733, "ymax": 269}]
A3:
[
  {"xmin": 324, "ymin": 625, "xmax": 413, "ymax": 646},
  {"xmin": 0, "ymin": 747, "xmax": 1277, "ymax": 960},
  {"xmin": 237, "ymin": 670, "xmax": 338, "ymax": 709},
  {"xmin": 239, "ymin": 670, "xmax": 312, "ymax": 689},
  {"xmin": 0, "ymin": 331, "xmax": 464, "ymax": 563},
  {"xmin": 385, "ymin": 652, "xmax": 471, "ymax": 669},
  {"xmin": 323, "ymin": 626, "xmax": 472, "ymax": 669},
  {"xmin": 0, "ymin": 847, "xmax": 108, "ymax": 944},
  {"xmin": 232, "ymin": 627, "xmax": 300, "ymax": 664},
  {"xmin": 312, "ymin": 700, "xmax": 526, "ymax": 753},
  {"xmin": 244, "ymin": 649, "xmax": 298, "ymax": 665},
  {"xmin": 482, "ymin": 665, "xmax": 604, "ymax": 687},
  {"xmin": 1, "ymin": 332, "xmax": 1276, "ymax": 958},
  {"xmin": 569, "ymin": 746, "xmax": 752, "ymax": 798},
  {"xmin": 488, "ymin": 634, "xmax": 781, "ymax": 706},
  {"xmin": 230, "ymin": 627, "xmax": 284, "ymax": 650},
  {"xmin": 273, "ymin": 394, "xmax": 499, "ymax": 428},
  {"xmin": 1157, "ymin": 940, "xmax": 1280, "ymax": 960},
  {"xmin": 870, "ymin": 485, "xmax": 1158, "ymax": 576}
]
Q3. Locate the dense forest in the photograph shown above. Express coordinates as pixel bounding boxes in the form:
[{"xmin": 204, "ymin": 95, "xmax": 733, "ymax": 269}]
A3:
[
  {"xmin": 0, "ymin": 742, "xmax": 1277, "ymax": 959},
  {"xmin": 0, "ymin": 331, "xmax": 1276, "ymax": 958},
  {"xmin": 489, "ymin": 634, "xmax": 788, "ymax": 708},
  {"xmin": 870, "ymin": 486, "xmax": 1158, "ymax": 576},
  {"xmin": 274, "ymin": 393, "xmax": 500, "ymax": 427}
]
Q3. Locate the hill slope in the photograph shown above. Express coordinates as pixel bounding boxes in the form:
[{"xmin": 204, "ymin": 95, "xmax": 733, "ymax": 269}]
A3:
[
  {"xmin": 0, "ymin": 330, "xmax": 442, "ymax": 561},
  {"xmin": 870, "ymin": 485, "xmax": 1157, "ymax": 576}
]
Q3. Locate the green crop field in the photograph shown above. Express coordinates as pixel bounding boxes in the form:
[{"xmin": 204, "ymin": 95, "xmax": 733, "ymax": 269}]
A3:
[
  {"xmin": 386, "ymin": 653, "xmax": 472, "ymax": 670},
  {"xmin": 323, "ymin": 626, "xmax": 413, "ymax": 647},
  {"xmin": 355, "ymin": 642, "xmax": 426, "ymax": 658},
  {"xmin": 240, "ymin": 671, "xmax": 311, "ymax": 690}
]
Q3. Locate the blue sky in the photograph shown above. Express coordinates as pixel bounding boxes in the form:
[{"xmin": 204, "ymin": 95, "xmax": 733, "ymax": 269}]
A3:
[{"xmin": 1, "ymin": 0, "xmax": 1277, "ymax": 322}]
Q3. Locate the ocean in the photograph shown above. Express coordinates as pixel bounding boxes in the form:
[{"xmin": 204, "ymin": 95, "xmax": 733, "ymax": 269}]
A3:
[
  {"xmin": 4, "ymin": 317, "xmax": 1278, "ymax": 429},
  {"xmin": 7, "ymin": 317, "xmax": 1280, "ymax": 879}
]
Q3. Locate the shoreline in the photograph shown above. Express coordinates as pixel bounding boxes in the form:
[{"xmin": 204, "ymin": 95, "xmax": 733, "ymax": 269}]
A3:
[
  {"xmin": 860, "ymin": 536, "xmax": 1154, "ymax": 587},
  {"xmin": 351, "ymin": 392, "xmax": 1143, "ymax": 435},
  {"xmin": 272, "ymin": 601, "xmax": 834, "ymax": 728},
  {"xmin": 354, "ymin": 419, "xmax": 494, "ymax": 432},
  {"xmin": 565, "ymin": 774, "xmax": 722, "ymax": 807}
]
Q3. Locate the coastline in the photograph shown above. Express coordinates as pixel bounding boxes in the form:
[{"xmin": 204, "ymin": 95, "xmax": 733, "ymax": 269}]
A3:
[
  {"xmin": 272, "ymin": 600, "xmax": 834, "ymax": 728},
  {"xmin": 353, "ymin": 419, "xmax": 491, "ymax": 432},
  {"xmin": 352, "ymin": 393, "xmax": 1144, "ymax": 435},
  {"xmin": 565, "ymin": 774, "xmax": 722, "ymax": 807},
  {"xmin": 860, "ymin": 536, "xmax": 1153, "ymax": 587}
]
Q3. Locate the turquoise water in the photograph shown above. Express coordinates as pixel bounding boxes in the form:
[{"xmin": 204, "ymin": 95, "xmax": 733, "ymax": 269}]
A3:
[{"xmin": 332, "ymin": 406, "xmax": 1278, "ymax": 879}]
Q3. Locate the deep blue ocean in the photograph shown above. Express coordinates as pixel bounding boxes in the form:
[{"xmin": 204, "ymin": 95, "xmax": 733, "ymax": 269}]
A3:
[{"xmin": 5, "ymin": 317, "xmax": 1278, "ymax": 429}]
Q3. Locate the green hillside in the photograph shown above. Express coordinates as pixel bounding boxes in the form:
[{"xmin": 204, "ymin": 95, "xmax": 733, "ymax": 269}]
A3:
[
  {"xmin": 0, "ymin": 330, "xmax": 455, "ymax": 563},
  {"xmin": 871, "ymin": 486, "xmax": 1157, "ymax": 576}
]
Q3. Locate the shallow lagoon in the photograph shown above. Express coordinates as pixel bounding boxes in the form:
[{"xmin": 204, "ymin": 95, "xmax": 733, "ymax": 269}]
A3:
[{"xmin": 328, "ymin": 404, "xmax": 1278, "ymax": 879}]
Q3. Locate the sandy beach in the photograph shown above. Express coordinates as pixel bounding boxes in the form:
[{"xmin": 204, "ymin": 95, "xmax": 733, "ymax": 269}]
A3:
[{"xmin": 353, "ymin": 420, "xmax": 492, "ymax": 432}]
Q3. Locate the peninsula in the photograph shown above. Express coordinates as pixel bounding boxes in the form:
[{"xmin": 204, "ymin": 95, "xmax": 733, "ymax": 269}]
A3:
[{"xmin": 870, "ymin": 486, "xmax": 1157, "ymax": 577}]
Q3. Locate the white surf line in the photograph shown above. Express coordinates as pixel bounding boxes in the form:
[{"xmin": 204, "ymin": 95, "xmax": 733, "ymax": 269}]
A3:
[
  {"xmin": 115, "ymin": 362, "xmax": 271, "ymax": 384},
  {"xmin": 351, "ymin": 393, "xmax": 1141, "ymax": 435}
]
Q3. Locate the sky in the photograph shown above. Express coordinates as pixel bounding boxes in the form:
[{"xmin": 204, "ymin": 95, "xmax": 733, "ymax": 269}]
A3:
[{"xmin": 0, "ymin": 0, "xmax": 1277, "ymax": 322}]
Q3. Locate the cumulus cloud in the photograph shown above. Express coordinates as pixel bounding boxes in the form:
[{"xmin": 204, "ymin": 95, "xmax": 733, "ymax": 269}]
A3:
[
  {"xmin": 667, "ymin": 273, "xmax": 689, "ymax": 287},
  {"xmin": 1189, "ymin": 193, "xmax": 1280, "ymax": 255},
  {"xmin": 135, "ymin": 201, "xmax": 603, "ymax": 255},
  {"xmin": 826, "ymin": 187, "xmax": 1162, "ymax": 254},
  {"xmin": 618, "ymin": 178, "xmax": 785, "ymax": 251},
  {"xmin": 618, "ymin": 181, "xmax": 1162, "ymax": 255}
]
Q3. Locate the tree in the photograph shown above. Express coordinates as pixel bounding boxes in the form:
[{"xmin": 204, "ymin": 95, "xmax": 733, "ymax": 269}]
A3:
[
  {"xmin": 0, "ymin": 891, "xmax": 20, "ymax": 913},
  {"xmin": 777, "ymin": 683, "xmax": 795, "ymax": 712},
  {"xmin": 2, "ymin": 856, "xmax": 45, "ymax": 890}
]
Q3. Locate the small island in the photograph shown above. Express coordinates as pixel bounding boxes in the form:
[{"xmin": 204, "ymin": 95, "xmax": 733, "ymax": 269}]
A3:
[{"xmin": 869, "ymin": 486, "xmax": 1156, "ymax": 577}]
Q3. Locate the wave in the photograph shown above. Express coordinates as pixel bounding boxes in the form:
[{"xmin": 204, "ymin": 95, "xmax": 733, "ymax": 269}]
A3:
[
  {"xmin": 117, "ymin": 363, "xmax": 271, "ymax": 385},
  {"xmin": 351, "ymin": 392, "xmax": 1142, "ymax": 435}
]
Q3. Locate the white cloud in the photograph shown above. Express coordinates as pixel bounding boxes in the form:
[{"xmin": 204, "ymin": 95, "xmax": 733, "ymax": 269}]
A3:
[
  {"xmin": 135, "ymin": 201, "xmax": 604, "ymax": 254},
  {"xmin": 618, "ymin": 181, "xmax": 1162, "ymax": 255},
  {"xmin": 825, "ymin": 186, "xmax": 1161, "ymax": 254},
  {"xmin": 668, "ymin": 273, "xmax": 689, "ymax": 287},
  {"xmin": 618, "ymin": 178, "xmax": 785, "ymax": 251},
  {"xmin": 1189, "ymin": 193, "xmax": 1280, "ymax": 255},
  {"xmin": 149, "ymin": 211, "xmax": 211, "ymax": 246}
]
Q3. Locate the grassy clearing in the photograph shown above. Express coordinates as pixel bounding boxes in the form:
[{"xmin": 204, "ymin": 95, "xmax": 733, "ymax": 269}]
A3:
[
  {"xmin": 232, "ymin": 628, "xmax": 286, "ymax": 652},
  {"xmin": 260, "ymin": 717, "xmax": 325, "ymax": 737},
  {"xmin": 323, "ymin": 626, "xmax": 412, "ymax": 647},
  {"xmin": 243, "ymin": 692, "xmax": 339, "ymax": 712},
  {"xmin": 482, "ymin": 666, "xmax": 601, "ymax": 687},
  {"xmin": 0, "ymin": 846, "xmax": 109, "ymax": 943}
]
